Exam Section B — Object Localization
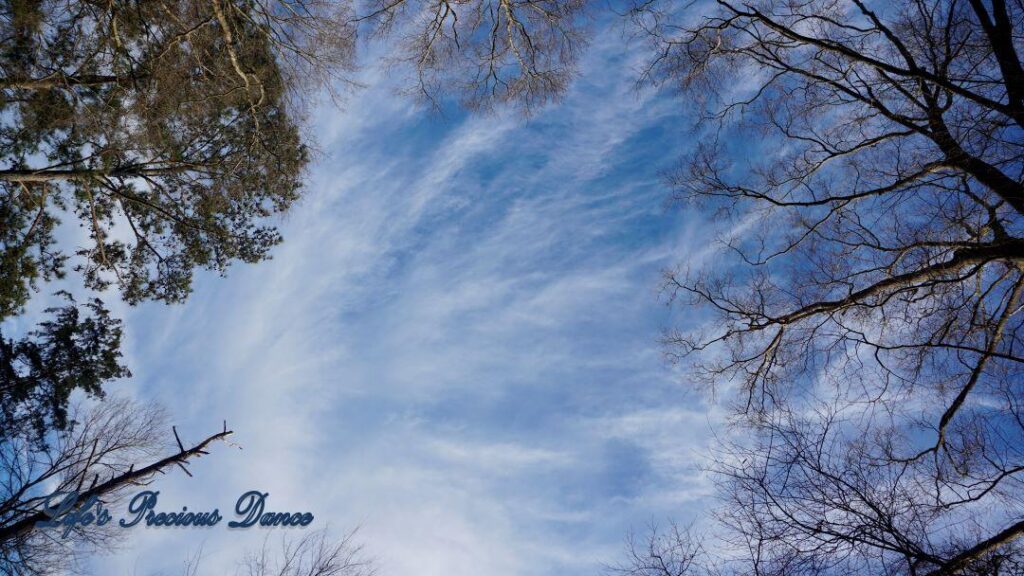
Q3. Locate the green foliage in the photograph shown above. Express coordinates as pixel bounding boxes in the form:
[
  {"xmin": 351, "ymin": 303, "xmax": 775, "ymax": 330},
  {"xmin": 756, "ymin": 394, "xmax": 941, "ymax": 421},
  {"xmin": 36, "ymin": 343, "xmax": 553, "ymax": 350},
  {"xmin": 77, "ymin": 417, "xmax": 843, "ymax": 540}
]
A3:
[
  {"xmin": 0, "ymin": 0, "xmax": 355, "ymax": 437},
  {"xmin": 0, "ymin": 0, "xmax": 328, "ymax": 318},
  {"xmin": 0, "ymin": 188, "xmax": 64, "ymax": 320},
  {"xmin": 0, "ymin": 294, "xmax": 128, "ymax": 442}
]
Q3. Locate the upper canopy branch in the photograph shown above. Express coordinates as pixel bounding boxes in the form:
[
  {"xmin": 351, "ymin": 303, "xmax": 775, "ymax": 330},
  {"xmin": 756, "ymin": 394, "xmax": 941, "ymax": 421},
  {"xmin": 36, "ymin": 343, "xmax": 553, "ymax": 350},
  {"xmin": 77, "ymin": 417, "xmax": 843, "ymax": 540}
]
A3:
[{"xmin": 717, "ymin": 240, "xmax": 1024, "ymax": 331}]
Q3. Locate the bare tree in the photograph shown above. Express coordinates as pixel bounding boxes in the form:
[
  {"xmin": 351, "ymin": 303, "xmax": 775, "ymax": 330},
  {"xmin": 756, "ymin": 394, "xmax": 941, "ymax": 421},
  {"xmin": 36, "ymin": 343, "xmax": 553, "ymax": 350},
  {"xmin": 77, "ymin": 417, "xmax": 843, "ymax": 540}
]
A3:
[
  {"xmin": 609, "ymin": 523, "xmax": 720, "ymax": 576},
  {"xmin": 355, "ymin": 0, "xmax": 590, "ymax": 111},
  {"xmin": 226, "ymin": 529, "xmax": 374, "ymax": 576},
  {"xmin": 626, "ymin": 0, "xmax": 1024, "ymax": 574},
  {"xmin": 175, "ymin": 529, "xmax": 372, "ymax": 576},
  {"xmin": 0, "ymin": 398, "xmax": 234, "ymax": 576}
]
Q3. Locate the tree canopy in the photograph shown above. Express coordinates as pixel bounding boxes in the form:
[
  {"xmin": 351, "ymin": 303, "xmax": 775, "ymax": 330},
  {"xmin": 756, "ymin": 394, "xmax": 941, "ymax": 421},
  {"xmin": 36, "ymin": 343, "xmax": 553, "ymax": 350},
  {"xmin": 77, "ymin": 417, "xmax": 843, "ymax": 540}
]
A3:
[
  {"xmin": 0, "ymin": 0, "xmax": 359, "ymax": 443},
  {"xmin": 0, "ymin": 0, "xmax": 358, "ymax": 316},
  {"xmin": 9, "ymin": 0, "xmax": 1023, "ymax": 574},
  {"xmin": 627, "ymin": 0, "xmax": 1024, "ymax": 573}
]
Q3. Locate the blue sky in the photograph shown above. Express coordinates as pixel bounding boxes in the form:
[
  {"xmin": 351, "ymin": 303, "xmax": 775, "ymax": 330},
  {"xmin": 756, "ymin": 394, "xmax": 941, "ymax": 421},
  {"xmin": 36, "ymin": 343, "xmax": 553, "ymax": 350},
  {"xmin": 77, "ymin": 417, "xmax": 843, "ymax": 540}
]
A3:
[{"xmin": 86, "ymin": 21, "xmax": 724, "ymax": 576}]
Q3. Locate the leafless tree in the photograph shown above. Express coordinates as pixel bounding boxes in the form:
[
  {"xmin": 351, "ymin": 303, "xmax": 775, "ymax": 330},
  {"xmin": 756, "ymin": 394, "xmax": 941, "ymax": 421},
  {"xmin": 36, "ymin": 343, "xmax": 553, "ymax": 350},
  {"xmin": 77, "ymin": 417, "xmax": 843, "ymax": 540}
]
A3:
[
  {"xmin": 227, "ymin": 529, "xmax": 374, "ymax": 576},
  {"xmin": 355, "ymin": 0, "xmax": 590, "ymax": 111},
  {"xmin": 624, "ymin": 0, "xmax": 1024, "ymax": 574},
  {"xmin": 0, "ymin": 398, "xmax": 235, "ymax": 576},
  {"xmin": 609, "ymin": 523, "xmax": 721, "ymax": 576},
  {"xmin": 174, "ymin": 529, "xmax": 372, "ymax": 576}
]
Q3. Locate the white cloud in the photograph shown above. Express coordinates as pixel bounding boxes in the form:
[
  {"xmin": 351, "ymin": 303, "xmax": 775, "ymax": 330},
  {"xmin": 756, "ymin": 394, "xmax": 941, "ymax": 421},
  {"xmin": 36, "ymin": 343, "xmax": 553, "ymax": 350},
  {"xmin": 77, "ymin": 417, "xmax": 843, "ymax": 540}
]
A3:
[{"xmin": 88, "ymin": 24, "xmax": 719, "ymax": 576}]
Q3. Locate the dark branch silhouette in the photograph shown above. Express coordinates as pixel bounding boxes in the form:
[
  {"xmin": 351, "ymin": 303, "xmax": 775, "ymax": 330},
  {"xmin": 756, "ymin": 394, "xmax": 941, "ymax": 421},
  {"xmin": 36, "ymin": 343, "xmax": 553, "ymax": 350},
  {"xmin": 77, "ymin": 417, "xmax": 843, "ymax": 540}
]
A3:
[
  {"xmin": 627, "ymin": 0, "xmax": 1024, "ymax": 573},
  {"xmin": 0, "ymin": 398, "xmax": 235, "ymax": 575}
]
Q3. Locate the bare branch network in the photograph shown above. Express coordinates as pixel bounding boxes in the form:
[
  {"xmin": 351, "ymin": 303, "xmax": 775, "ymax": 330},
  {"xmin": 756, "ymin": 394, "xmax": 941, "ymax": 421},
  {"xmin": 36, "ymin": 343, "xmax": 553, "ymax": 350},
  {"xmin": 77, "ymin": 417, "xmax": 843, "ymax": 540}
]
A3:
[
  {"xmin": 622, "ymin": 0, "xmax": 1024, "ymax": 574},
  {"xmin": 0, "ymin": 399, "xmax": 236, "ymax": 574}
]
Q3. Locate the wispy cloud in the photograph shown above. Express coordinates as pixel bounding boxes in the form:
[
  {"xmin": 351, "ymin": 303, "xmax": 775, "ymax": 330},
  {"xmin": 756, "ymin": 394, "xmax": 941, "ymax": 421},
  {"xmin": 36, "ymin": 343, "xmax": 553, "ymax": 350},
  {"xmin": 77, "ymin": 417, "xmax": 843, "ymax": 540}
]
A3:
[{"xmin": 95, "ymin": 23, "xmax": 717, "ymax": 576}]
